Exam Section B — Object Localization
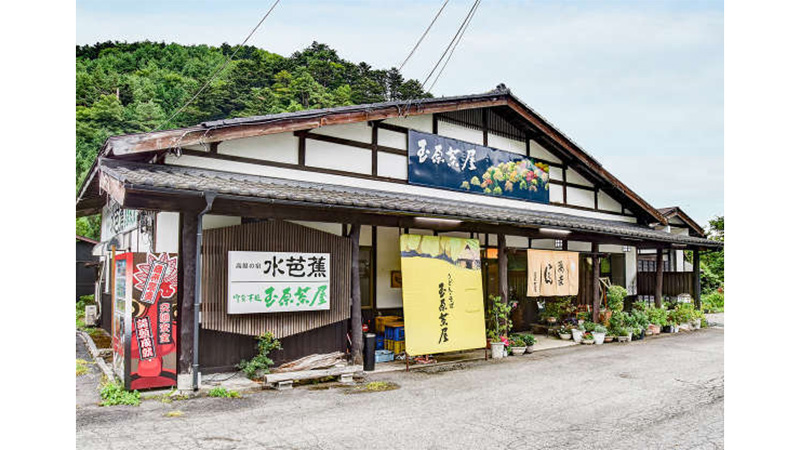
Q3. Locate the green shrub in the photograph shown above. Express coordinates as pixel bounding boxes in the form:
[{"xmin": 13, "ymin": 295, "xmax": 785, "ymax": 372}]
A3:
[
  {"xmin": 208, "ymin": 387, "xmax": 241, "ymax": 398},
  {"xmin": 606, "ymin": 285, "xmax": 627, "ymax": 312},
  {"xmin": 702, "ymin": 291, "xmax": 724, "ymax": 313},
  {"xmin": 518, "ymin": 334, "xmax": 537, "ymax": 346},
  {"xmin": 487, "ymin": 295, "xmax": 513, "ymax": 342},
  {"xmin": 646, "ymin": 307, "xmax": 668, "ymax": 327},
  {"xmin": 237, "ymin": 332, "xmax": 282, "ymax": 380},
  {"xmin": 100, "ymin": 380, "xmax": 140, "ymax": 406},
  {"xmin": 594, "ymin": 324, "xmax": 608, "ymax": 334}
]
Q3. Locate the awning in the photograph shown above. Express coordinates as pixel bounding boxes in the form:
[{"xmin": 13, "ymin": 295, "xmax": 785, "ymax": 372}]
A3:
[{"xmin": 95, "ymin": 159, "xmax": 722, "ymax": 250}]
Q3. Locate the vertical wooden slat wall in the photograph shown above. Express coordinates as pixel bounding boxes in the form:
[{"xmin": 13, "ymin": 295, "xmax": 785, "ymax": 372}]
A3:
[
  {"xmin": 201, "ymin": 219, "xmax": 352, "ymax": 339},
  {"xmin": 636, "ymin": 272, "xmax": 694, "ymax": 297}
]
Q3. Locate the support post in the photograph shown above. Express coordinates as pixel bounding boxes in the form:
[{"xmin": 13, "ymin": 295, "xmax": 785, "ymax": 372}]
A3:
[
  {"xmin": 655, "ymin": 247, "xmax": 664, "ymax": 308},
  {"xmin": 178, "ymin": 210, "xmax": 199, "ymax": 389},
  {"xmin": 693, "ymin": 248, "xmax": 702, "ymax": 310},
  {"xmin": 348, "ymin": 223, "xmax": 363, "ymax": 365},
  {"xmin": 498, "ymin": 234, "xmax": 508, "ymax": 305},
  {"xmin": 591, "ymin": 242, "xmax": 600, "ymax": 323}
]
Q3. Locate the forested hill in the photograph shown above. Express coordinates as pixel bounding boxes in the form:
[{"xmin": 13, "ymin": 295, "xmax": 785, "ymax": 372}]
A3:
[
  {"xmin": 75, "ymin": 41, "xmax": 430, "ymax": 186},
  {"xmin": 76, "ymin": 41, "xmax": 431, "ymax": 238}
]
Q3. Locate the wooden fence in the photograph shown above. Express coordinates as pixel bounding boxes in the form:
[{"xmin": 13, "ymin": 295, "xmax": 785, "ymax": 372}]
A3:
[{"xmin": 637, "ymin": 272, "xmax": 697, "ymax": 298}]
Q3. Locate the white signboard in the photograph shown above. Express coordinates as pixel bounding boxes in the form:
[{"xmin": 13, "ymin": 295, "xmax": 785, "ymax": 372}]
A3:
[{"xmin": 227, "ymin": 251, "xmax": 331, "ymax": 314}]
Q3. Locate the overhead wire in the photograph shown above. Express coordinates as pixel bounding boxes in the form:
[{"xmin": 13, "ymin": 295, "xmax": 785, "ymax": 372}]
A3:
[
  {"xmin": 419, "ymin": 0, "xmax": 481, "ymax": 91},
  {"xmin": 428, "ymin": 0, "xmax": 481, "ymax": 93},
  {"xmin": 153, "ymin": 0, "xmax": 283, "ymax": 132},
  {"xmin": 397, "ymin": 0, "xmax": 450, "ymax": 72}
]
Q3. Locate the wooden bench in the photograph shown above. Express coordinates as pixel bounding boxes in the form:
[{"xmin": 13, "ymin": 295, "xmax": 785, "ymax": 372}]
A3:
[{"xmin": 264, "ymin": 365, "xmax": 362, "ymax": 390}]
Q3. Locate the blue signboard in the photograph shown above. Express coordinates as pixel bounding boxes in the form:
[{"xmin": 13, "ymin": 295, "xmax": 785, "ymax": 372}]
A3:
[{"xmin": 408, "ymin": 130, "xmax": 550, "ymax": 204}]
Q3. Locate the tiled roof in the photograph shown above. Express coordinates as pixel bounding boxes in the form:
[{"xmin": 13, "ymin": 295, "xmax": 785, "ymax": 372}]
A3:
[{"xmin": 99, "ymin": 159, "xmax": 722, "ymax": 249}]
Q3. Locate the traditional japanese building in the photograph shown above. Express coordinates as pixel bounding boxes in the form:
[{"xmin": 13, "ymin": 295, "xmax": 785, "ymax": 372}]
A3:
[{"xmin": 76, "ymin": 85, "xmax": 722, "ymax": 390}]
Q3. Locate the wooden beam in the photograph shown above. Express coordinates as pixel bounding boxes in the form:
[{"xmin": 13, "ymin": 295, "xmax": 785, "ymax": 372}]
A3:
[
  {"xmin": 481, "ymin": 109, "xmax": 489, "ymax": 146},
  {"xmin": 371, "ymin": 123, "xmax": 379, "ymax": 177},
  {"xmin": 109, "ymin": 97, "xmax": 507, "ymax": 155},
  {"xmin": 693, "ymin": 249, "xmax": 702, "ymax": 309},
  {"xmin": 348, "ymin": 223, "xmax": 363, "ymax": 365},
  {"xmin": 655, "ymin": 247, "xmax": 664, "ymax": 308},
  {"xmin": 178, "ymin": 210, "xmax": 199, "ymax": 377},
  {"xmin": 591, "ymin": 243, "xmax": 601, "ymax": 322},
  {"xmin": 498, "ymin": 234, "xmax": 508, "ymax": 304}
]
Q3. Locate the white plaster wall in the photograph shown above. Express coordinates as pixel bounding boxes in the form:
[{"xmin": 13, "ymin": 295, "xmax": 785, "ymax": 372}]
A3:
[
  {"xmin": 566, "ymin": 169, "xmax": 594, "ymax": 187},
  {"xmin": 377, "ymin": 152, "xmax": 407, "ymax": 179},
  {"xmin": 568, "ymin": 241, "xmax": 592, "ymax": 252},
  {"xmin": 311, "ymin": 122, "xmax": 372, "ymax": 144},
  {"xmin": 528, "ymin": 139, "xmax": 561, "ymax": 162},
  {"xmin": 487, "ymin": 134, "xmax": 527, "ymax": 155},
  {"xmin": 625, "ymin": 248, "xmax": 637, "ymax": 294},
  {"xmin": 550, "ymin": 185, "xmax": 564, "ymax": 203},
  {"xmin": 567, "ymin": 186, "xmax": 595, "ymax": 208},
  {"xmin": 377, "ymin": 129, "xmax": 407, "ymax": 150},
  {"xmin": 155, "ymin": 212, "xmax": 179, "ymax": 253},
  {"xmin": 218, "ymin": 133, "xmax": 298, "ymax": 164},
  {"xmin": 530, "ymin": 239, "xmax": 556, "ymax": 250},
  {"xmin": 164, "ymin": 153, "xmax": 639, "ymax": 224},
  {"xmin": 597, "ymin": 190, "xmax": 621, "ymax": 212},
  {"xmin": 549, "ymin": 167, "xmax": 563, "ymax": 181},
  {"xmin": 202, "ymin": 215, "xmax": 241, "ymax": 230},
  {"xmin": 506, "ymin": 235, "xmax": 529, "ymax": 248},
  {"xmin": 305, "ymin": 139, "xmax": 372, "ymax": 174},
  {"xmin": 437, "ymin": 121, "xmax": 483, "ymax": 146},
  {"xmin": 375, "ymin": 227, "xmax": 402, "ymax": 309},
  {"xmin": 384, "ymin": 115, "xmax": 433, "ymax": 133}
]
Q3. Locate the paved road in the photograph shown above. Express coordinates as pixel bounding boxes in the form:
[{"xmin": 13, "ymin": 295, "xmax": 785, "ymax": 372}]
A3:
[
  {"xmin": 76, "ymin": 329, "xmax": 723, "ymax": 450},
  {"xmin": 76, "ymin": 332, "xmax": 102, "ymax": 407}
]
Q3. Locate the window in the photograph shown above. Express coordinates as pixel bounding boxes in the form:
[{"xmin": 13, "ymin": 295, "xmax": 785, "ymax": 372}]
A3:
[
  {"xmin": 554, "ymin": 239, "xmax": 564, "ymax": 250},
  {"xmin": 358, "ymin": 246, "xmax": 373, "ymax": 309}
]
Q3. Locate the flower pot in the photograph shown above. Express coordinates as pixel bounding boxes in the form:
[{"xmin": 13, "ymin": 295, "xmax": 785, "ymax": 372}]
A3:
[
  {"xmin": 581, "ymin": 339, "xmax": 594, "ymax": 345},
  {"xmin": 571, "ymin": 328, "xmax": 583, "ymax": 343},
  {"xmin": 604, "ymin": 335, "xmax": 614, "ymax": 343},
  {"xmin": 618, "ymin": 333, "xmax": 632, "ymax": 343},
  {"xmin": 490, "ymin": 342, "xmax": 505, "ymax": 359},
  {"xmin": 662, "ymin": 325, "xmax": 673, "ymax": 333},
  {"xmin": 648, "ymin": 324, "xmax": 661, "ymax": 335},
  {"xmin": 559, "ymin": 333, "xmax": 572, "ymax": 340},
  {"xmin": 546, "ymin": 317, "xmax": 558, "ymax": 324},
  {"xmin": 593, "ymin": 332, "xmax": 606, "ymax": 345},
  {"xmin": 692, "ymin": 318, "xmax": 702, "ymax": 330},
  {"xmin": 511, "ymin": 346, "xmax": 526, "ymax": 356},
  {"xmin": 639, "ymin": 329, "xmax": 646, "ymax": 340},
  {"xmin": 526, "ymin": 344, "xmax": 536, "ymax": 353}
]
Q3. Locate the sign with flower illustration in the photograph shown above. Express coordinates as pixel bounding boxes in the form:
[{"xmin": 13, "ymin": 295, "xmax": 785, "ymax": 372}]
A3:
[{"xmin": 408, "ymin": 130, "xmax": 550, "ymax": 204}]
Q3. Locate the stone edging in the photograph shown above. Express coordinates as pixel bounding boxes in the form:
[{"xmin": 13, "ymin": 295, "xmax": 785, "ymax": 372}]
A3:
[{"xmin": 77, "ymin": 330, "xmax": 116, "ymax": 382}]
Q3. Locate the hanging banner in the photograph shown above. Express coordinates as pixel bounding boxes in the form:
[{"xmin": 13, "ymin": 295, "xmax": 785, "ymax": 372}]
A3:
[
  {"xmin": 408, "ymin": 129, "xmax": 550, "ymax": 204},
  {"xmin": 526, "ymin": 250, "xmax": 580, "ymax": 297},
  {"xmin": 400, "ymin": 234, "xmax": 486, "ymax": 356},
  {"xmin": 227, "ymin": 251, "xmax": 330, "ymax": 314}
]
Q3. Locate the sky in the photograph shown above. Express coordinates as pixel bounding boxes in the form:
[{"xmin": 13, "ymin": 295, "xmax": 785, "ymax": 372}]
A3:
[{"xmin": 76, "ymin": 0, "xmax": 723, "ymax": 226}]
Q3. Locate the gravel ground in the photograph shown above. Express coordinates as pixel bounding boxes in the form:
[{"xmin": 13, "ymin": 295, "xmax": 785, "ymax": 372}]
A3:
[
  {"xmin": 76, "ymin": 328, "xmax": 723, "ymax": 450},
  {"xmin": 76, "ymin": 333, "xmax": 103, "ymax": 407}
]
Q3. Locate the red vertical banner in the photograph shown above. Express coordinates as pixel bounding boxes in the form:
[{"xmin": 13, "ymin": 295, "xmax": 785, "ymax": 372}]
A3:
[{"xmin": 130, "ymin": 252, "xmax": 179, "ymax": 390}]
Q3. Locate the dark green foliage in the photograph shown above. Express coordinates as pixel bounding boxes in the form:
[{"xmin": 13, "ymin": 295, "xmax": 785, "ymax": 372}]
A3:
[
  {"xmin": 100, "ymin": 380, "xmax": 141, "ymax": 406},
  {"xmin": 208, "ymin": 387, "xmax": 241, "ymax": 398},
  {"xmin": 75, "ymin": 40, "xmax": 431, "ymax": 238},
  {"xmin": 237, "ymin": 332, "xmax": 282, "ymax": 380}
]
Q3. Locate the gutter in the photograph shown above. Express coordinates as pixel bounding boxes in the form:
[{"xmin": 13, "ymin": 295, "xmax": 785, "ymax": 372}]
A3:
[{"xmin": 193, "ymin": 192, "xmax": 216, "ymax": 391}]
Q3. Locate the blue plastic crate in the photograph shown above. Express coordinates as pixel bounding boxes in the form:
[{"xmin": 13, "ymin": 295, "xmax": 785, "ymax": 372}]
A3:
[
  {"xmin": 385, "ymin": 326, "xmax": 405, "ymax": 341},
  {"xmin": 375, "ymin": 349, "xmax": 394, "ymax": 363},
  {"xmin": 376, "ymin": 336, "xmax": 384, "ymax": 350}
]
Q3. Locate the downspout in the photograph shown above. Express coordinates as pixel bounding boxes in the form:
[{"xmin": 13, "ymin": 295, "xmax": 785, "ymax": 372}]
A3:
[{"xmin": 193, "ymin": 192, "xmax": 216, "ymax": 391}]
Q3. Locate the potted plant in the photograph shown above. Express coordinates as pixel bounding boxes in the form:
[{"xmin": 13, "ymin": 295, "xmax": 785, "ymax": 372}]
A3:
[
  {"xmin": 557, "ymin": 326, "xmax": 572, "ymax": 340},
  {"xmin": 593, "ymin": 324, "xmax": 607, "ymax": 345},
  {"xmin": 617, "ymin": 327, "xmax": 633, "ymax": 342},
  {"xmin": 581, "ymin": 331, "xmax": 595, "ymax": 345},
  {"xmin": 487, "ymin": 295, "xmax": 513, "ymax": 359},
  {"xmin": 572, "ymin": 323, "xmax": 585, "ymax": 343},
  {"xmin": 520, "ymin": 334, "xmax": 538, "ymax": 353},
  {"xmin": 509, "ymin": 336, "xmax": 527, "ymax": 356}
]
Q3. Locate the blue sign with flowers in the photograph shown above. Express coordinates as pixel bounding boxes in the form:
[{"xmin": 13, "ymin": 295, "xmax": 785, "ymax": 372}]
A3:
[{"xmin": 407, "ymin": 130, "xmax": 550, "ymax": 204}]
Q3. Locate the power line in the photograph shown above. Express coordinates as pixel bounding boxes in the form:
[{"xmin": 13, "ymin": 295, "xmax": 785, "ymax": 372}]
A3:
[
  {"xmin": 154, "ymin": 0, "xmax": 282, "ymax": 132},
  {"xmin": 397, "ymin": 0, "xmax": 450, "ymax": 72},
  {"xmin": 428, "ymin": 0, "xmax": 481, "ymax": 92},
  {"xmin": 419, "ymin": 0, "xmax": 481, "ymax": 91}
]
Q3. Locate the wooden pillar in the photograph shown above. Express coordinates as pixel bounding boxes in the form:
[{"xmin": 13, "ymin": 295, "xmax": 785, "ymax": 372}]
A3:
[
  {"xmin": 693, "ymin": 248, "xmax": 702, "ymax": 310},
  {"xmin": 348, "ymin": 223, "xmax": 363, "ymax": 365},
  {"xmin": 591, "ymin": 242, "xmax": 600, "ymax": 323},
  {"xmin": 178, "ymin": 210, "xmax": 199, "ymax": 376},
  {"xmin": 498, "ymin": 234, "xmax": 508, "ymax": 304},
  {"xmin": 655, "ymin": 247, "xmax": 664, "ymax": 308}
]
